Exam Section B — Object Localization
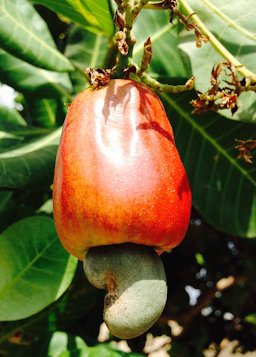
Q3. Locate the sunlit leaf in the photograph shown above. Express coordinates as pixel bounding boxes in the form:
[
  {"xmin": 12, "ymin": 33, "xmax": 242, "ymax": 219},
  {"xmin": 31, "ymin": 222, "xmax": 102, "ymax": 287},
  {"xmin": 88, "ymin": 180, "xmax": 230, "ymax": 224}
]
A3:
[
  {"xmin": 178, "ymin": 0, "xmax": 256, "ymax": 122},
  {"xmin": 133, "ymin": 9, "xmax": 188, "ymax": 79},
  {"xmin": 65, "ymin": 25, "xmax": 109, "ymax": 93},
  {"xmin": 47, "ymin": 332, "xmax": 143, "ymax": 356},
  {"xmin": 0, "ymin": 49, "xmax": 72, "ymax": 99},
  {"xmin": 23, "ymin": 97, "xmax": 66, "ymax": 128},
  {"xmin": 0, "ymin": 0, "xmax": 73, "ymax": 71},
  {"xmin": 0, "ymin": 267, "xmax": 99, "ymax": 346},
  {"xmin": 244, "ymin": 313, "xmax": 256, "ymax": 325},
  {"xmin": 135, "ymin": 4, "xmax": 256, "ymax": 238},
  {"xmin": 32, "ymin": 0, "xmax": 114, "ymax": 37},
  {"xmin": 0, "ymin": 216, "xmax": 77, "ymax": 321},
  {"xmin": 5, "ymin": 331, "xmax": 144, "ymax": 356},
  {"xmin": 0, "ymin": 105, "xmax": 26, "ymax": 126},
  {"xmin": 0, "ymin": 106, "xmax": 29, "ymax": 150},
  {"xmin": 0, "ymin": 128, "xmax": 61, "ymax": 189},
  {"xmin": 162, "ymin": 91, "xmax": 256, "ymax": 238}
]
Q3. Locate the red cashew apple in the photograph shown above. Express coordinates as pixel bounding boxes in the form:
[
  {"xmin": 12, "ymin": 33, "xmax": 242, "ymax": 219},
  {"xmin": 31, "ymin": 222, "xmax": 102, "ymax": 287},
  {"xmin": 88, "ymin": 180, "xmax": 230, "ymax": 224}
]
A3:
[{"xmin": 53, "ymin": 79, "xmax": 191, "ymax": 339}]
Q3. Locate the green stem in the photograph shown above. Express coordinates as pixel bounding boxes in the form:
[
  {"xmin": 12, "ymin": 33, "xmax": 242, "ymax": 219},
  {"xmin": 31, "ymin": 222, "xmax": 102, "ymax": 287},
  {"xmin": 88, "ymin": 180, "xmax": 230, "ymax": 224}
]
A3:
[
  {"xmin": 115, "ymin": 43, "xmax": 134, "ymax": 76},
  {"xmin": 130, "ymin": 61, "xmax": 194, "ymax": 93},
  {"xmin": 139, "ymin": 72, "xmax": 195, "ymax": 93},
  {"xmin": 178, "ymin": 0, "xmax": 256, "ymax": 81},
  {"xmin": 103, "ymin": 41, "xmax": 119, "ymax": 69},
  {"xmin": 114, "ymin": 0, "xmax": 150, "ymax": 76}
]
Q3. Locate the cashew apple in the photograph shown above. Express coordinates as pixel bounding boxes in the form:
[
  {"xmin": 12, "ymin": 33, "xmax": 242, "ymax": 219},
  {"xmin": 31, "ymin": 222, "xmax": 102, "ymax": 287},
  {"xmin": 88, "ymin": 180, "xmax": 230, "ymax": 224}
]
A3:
[{"xmin": 53, "ymin": 79, "xmax": 191, "ymax": 338}]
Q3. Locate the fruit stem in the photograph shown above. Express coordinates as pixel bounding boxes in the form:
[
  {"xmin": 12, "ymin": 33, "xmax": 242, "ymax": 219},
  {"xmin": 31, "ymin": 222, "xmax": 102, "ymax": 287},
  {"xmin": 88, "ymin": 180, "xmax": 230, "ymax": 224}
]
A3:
[
  {"xmin": 131, "ymin": 61, "xmax": 195, "ymax": 93},
  {"xmin": 113, "ymin": 0, "xmax": 150, "ymax": 77},
  {"xmin": 114, "ymin": 41, "xmax": 135, "ymax": 77}
]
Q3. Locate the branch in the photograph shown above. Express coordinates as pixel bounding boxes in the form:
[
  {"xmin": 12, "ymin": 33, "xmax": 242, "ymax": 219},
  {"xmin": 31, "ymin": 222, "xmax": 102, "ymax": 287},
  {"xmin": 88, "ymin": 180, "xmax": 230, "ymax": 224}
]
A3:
[{"xmin": 178, "ymin": 0, "xmax": 256, "ymax": 81}]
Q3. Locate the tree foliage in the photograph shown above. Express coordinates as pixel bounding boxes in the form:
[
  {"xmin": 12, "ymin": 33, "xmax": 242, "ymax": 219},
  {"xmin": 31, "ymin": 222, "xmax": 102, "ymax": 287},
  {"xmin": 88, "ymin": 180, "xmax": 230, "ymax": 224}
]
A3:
[{"xmin": 0, "ymin": 0, "xmax": 255, "ymax": 356}]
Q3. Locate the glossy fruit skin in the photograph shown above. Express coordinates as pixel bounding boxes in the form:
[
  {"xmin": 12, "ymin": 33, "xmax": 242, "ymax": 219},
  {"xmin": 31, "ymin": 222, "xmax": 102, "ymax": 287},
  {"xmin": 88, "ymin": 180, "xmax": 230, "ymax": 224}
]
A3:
[{"xmin": 53, "ymin": 79, "xmax": 191, "ymax": 261}]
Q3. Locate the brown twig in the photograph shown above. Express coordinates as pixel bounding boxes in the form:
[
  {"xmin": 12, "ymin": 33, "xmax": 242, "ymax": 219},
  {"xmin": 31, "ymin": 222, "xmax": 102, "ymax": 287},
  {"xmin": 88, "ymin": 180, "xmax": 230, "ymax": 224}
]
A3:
[{"xmin": 191, "ymin": 61, "xmax": 256, "ymax": 115}]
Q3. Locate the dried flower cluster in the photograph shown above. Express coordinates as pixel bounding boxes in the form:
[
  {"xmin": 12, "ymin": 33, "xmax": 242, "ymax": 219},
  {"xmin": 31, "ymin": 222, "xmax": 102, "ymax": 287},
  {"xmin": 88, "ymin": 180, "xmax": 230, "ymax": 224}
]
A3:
[
  {"xmin": 145, "ymin": 0, "xmax": 208, "ymax": 47},
  {"xmin": 175, "ymin": 11, "xmax": 209, "ymax": 47},
  {"xmin": 85, "ymin": 68, "xmax": 112, "ymax": 88},
  {"xmin": 191, "ymin": 61, "xmax": 256, "ymax": 115},
  {"xmin": 235, "ymin": 139, "xmax": 256, "ymax": 164},
  {"xmin": 114, "ymin": 10, "xmax": 129, "ymax": 55}
]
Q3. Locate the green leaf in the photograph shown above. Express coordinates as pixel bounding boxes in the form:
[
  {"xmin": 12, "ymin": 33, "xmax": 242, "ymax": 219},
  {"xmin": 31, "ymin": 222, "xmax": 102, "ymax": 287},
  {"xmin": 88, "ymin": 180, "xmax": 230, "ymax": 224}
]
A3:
[
  {"xmin": 162, "ymin": 91, "xmax": 256, "ymax": 238},
  {"xmin": 87, "ymin": 344, "xmax": 143, "ymax": 357},
  {"xmin": 0, "ymin": 105, "xmax": 27, "ymax": 126},
  {"xmin": 10, "ymin": 331, "xmax": 144, "ymax": 356},
  {"xmin": 244, "ymin": 313, "xmax": 256, "ymax": 325},
  {"xmin": 0, "ymin": 266, "xmax": 99, "ymax": 347},
  {"xmin": 48, "ymin": 332, "xmax": 87, "ymax": 357},
  {"xmin": 32, "ymin": 0, "xmax": 114, "ymax": 37},
  {"xmin": 23, "ymin": 97, "xmax": 66, "ymax": 128},
  {"xmin": 0, "ymin": 106, "xmax": 29, "ymax": 151},
  {"xmin": 0, "ymin": 127, "xmax": 61, "ymax": 189},
  {"xmin": 133, "ymin": 10, "xmax": 188, "ymax": 79},
  {"xmin": 65, "ymin": 25, "xmax": 109, "ymax": 93},
  {"xmin": 0, "ymin": 131, "xmax": 24, "ymax": 152},
  {"xmin": 195, "ymin": 253, "xmax": 205, "ymax": 265},
  {"xmin": 0, "ymin": 216, "xmax": 77, "ymax": 321},
  {"xmin": 0, "ymin": 0, "xmax": 73, "ymax": 72},
  {"xmin": 27, "ymin": 98, "xmax": 58, "ymax": 128},
  {"xmin": 0, "ymin": 104, "xmax": 61, "ymax": 147},
  {"xmin": 0, "ymin": 49, "xmax": 72, "ymax": 99},
  {"xmin": 0, "ymin": 191, "xmax": 16, "ymax": 232},
  {"xmin": 0, "ymin": 191, "xmax": 13, "ymax": 217},
  {"xmin": 138, "ymin": 1, "xmax": 256, "ymax": 237},
  {"xmin": 47, "ymin": 332, "xmax": 144, "ymax": 357},
  {"xmin": 178, "ymin": 0, "xmax": 256, "ymax": 122},
  {"xmin": 66, "ymin": 26, "xmax": 109, "ymax": 70},
  {"xmin": 38, "ymin": 198, "xmax": 53, "ymax": 214}
]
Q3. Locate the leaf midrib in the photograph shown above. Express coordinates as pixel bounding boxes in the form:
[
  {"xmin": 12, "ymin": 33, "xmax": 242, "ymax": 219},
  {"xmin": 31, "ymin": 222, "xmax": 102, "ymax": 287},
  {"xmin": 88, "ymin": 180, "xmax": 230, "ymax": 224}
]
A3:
[
  {"xmin": 0, "ymin": 233, "xmax": 57, "ymax": 300},
  {"xmin": 163, "ymin": 94, "xmax": 256, "ymax": 187},
  {"xmin": 1, "ymin": 0, "xmax": 71, "ymax": 67},
  {"xmin": 199, "ymin": 0, "xmax": 256, "ymax": 42},
  {"xmin": 0, "ymin": 127, "xmax": 61, "ymax": 158}
]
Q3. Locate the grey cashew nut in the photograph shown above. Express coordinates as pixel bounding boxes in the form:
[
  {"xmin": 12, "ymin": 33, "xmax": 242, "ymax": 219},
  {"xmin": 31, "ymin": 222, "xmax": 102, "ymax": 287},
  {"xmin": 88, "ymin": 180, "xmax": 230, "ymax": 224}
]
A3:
[{"xmin": 83, "ymin": 243, "xmax": 167, "ymax": 339}]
